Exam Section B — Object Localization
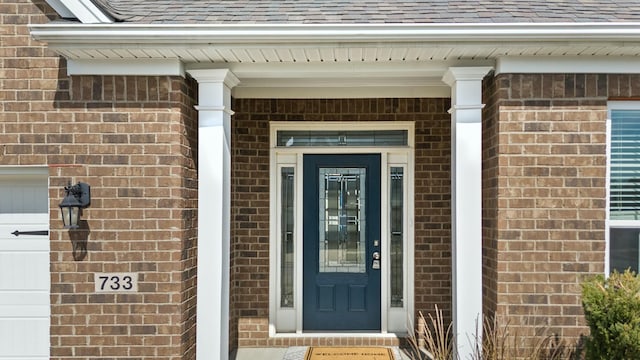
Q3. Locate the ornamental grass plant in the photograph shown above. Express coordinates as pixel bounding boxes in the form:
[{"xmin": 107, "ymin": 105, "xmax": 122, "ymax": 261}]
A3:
[
  {"xmin": 407, "ymin": 272, "xmax": 640, "ymax": 359},
  {"xmin": 407, "ymin": 306, "xmax": 578, "ymax": 360}
]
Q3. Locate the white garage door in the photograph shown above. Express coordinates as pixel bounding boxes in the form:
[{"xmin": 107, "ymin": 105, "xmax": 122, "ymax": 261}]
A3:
[{"xmin": 0, "ymin": 170, "xmax": 49, "ymax": 360}]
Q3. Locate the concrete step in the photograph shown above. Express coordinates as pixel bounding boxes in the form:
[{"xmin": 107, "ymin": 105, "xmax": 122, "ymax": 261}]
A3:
[{"xmin": 231, "ymin": 346, "xmax": 411, "ymax": 360}]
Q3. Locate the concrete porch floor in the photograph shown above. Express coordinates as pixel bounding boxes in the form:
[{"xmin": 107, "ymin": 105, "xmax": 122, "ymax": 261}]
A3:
[
  {"xmin": 231, "ymin": 348, "xmax": 288, "ymax": 360},
  {"xmin": 231, "ymin": 347, "xmax": 412, "ymax": 360}
]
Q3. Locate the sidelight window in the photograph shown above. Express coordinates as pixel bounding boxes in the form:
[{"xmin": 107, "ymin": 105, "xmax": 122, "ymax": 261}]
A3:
[
  {"xmin": 280, "ymin": 167, "xmax": 295, "ymax": 307},
  {"xmin": 390, "ymin": 167, "xmax": 404, "ymax": 307}
]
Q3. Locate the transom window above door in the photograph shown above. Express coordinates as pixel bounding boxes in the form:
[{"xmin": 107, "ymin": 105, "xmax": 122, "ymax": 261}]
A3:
[{"xmin": 276, "ymin": 130, "xmax": 408, "ymax": 147}]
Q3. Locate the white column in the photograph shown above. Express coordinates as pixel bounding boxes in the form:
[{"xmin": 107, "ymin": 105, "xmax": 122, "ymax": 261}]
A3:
[
  {"xmin": 442, "ymin": 67, "xmax": 492, "ymax": 358},
  {"xmin": 187, "ymin": 69, "xmax": 239, "ymax": 360}
]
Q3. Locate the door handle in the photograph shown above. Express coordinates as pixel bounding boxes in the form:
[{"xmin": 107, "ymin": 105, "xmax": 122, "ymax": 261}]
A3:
[
  {"xmin": 11, "ymin": 230, "xmax": 49, "ymax": 236},
  {"xmin": 372, "ymin": 251, "xmax": 380, "ymax": 269}
]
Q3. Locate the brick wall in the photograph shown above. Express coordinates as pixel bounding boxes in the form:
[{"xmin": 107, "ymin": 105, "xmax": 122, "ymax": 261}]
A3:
[
  {"xmin": 230, "ymin": 98, "xmax": 452, "ymax": 348},
  {"xmin": 482, "ymin": 72, "xmax": 500, "ymax": 320},
  {"xmin": 483, "ymin": 74, "xmax": 640, "ymax": 343},
  {"xmin": 1, "ymin": 1, "xmax": 199, "ymax": 358},
  {"xmin": 48, "ymin": 75, "xmax": 198, "ymax": 359},
  {"xmin": 412, "ymin": 99, "xmax": 453, "ymax": 323}
]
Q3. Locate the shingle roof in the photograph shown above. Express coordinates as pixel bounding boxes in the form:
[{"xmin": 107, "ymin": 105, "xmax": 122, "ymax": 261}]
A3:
[{"xmin": 94, "ymin": 0, "xmax": 640, "ymax": 24}]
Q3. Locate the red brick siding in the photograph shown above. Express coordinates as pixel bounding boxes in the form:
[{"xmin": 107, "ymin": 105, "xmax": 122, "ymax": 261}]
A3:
[
  {"xmin": 2, "ymin": 1, "xmax": 199, "ymax": 358},
  {"xmin": 49, "ymin": 79, "xmax": 199, "ymax": 359},
  {"xmin": 47, "ymin": 76, "xmax": 198, "ymax": 359},
  {"xmin": 230, "ymin": 98, "xmax": 452, "ymax": 347},
  {"xmin": 485, "ymin": 74, "xmax": 640, "ymax": 341},
  {"xmin": 482, "ymin": 72, "xmax": 500, "ymax": 320}
]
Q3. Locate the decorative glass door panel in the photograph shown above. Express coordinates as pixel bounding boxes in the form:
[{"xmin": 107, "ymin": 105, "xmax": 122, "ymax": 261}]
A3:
[{"xmin": 319, "ymin": 168, "xmax": 366, "ymax": 274}]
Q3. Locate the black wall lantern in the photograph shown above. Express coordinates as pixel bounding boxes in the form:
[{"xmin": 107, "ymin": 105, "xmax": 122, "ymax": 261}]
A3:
[{"xmin": 59, "ymin": 182, "xmax": 91, "ymax": 229}]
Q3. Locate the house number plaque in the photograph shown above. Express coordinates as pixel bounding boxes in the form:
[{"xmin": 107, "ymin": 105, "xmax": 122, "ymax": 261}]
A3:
[{"xmin": 94, "ymin": 273, "xmax": 138, "ymax": 292}]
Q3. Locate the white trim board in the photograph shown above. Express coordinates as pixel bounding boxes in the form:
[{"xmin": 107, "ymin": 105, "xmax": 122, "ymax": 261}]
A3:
[
  {"xmin": 30, "ymin": 22, "xmax": 640, "ymax": 44},
  {"xmin": 45, "ymin": 0, "xmax": 112, "ymax": 23},
  {"xmin": 497, "ymin": 56, "xmax": 640, "ymax": 74},
  {"xmin": 67, "ymin": 59, "xmax": 185, "ymax": 77},
  {"xmin": 44, "ymin": 0, "xmax": 75, "ymax": 18},
  {"xmin": 57, "ymin": 54, "xmax": 640, "ymax": 76},
  {"xmin": 0, "ymin": 167, "xmax": 48, "ymax": 177},
  {"xmin": 235, "ymin": 86, "xmax": 449, "ymax": 99}
]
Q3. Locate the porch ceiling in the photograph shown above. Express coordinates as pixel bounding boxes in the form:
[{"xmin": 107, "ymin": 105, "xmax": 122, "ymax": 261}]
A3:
[{"xmin": 51, "ymin": 42, "xmax": 640, "ymax": 63}]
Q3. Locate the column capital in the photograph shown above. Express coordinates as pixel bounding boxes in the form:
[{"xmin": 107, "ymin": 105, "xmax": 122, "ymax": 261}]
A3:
[
  {"xmin": 442, "ymin": 66, "xmax": 493, "ymax": 86},
  {"xmin": 188, "ymin": 68, "xmax": 237, "ymax": 117},
  {"xmin": 187, "ymin": 68, "xmax": 240, "ymax": 89}
]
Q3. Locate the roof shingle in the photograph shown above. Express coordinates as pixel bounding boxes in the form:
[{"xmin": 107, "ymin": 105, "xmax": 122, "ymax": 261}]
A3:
[{"xmin": 93, "ymin": 0, "xmax": 640, "ymax": 24}]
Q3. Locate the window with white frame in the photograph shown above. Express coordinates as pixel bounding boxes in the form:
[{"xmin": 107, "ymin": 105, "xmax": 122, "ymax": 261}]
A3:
[{"xmin": 609, "ymin": 103, "xmax": 640, "ymax": 274}]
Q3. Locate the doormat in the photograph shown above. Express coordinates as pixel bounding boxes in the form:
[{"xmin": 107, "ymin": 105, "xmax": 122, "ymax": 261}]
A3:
[{"xmin": 304, "ymin": 347, "xmax": 395, "ymax": 360}]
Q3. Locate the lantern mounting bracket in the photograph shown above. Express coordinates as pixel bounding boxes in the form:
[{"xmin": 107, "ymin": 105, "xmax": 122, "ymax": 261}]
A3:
[{"xmin": 66, "ymin": 182, "xmax": 91, "ymax": 208}]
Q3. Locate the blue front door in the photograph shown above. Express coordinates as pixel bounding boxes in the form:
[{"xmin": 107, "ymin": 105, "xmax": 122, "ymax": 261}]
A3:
[{"xmin": 303, "ymin": 154, "xmax": 381, "ymax": 331}]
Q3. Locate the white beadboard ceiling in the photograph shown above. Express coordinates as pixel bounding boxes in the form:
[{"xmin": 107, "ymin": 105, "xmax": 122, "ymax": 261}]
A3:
[{"xmin": 53, "ymin": 44, "xmax": 640, "ymax": 63}]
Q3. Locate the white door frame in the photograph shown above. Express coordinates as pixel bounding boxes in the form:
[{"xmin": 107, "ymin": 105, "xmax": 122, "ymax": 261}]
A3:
[{"xmin": 268, "ymin": 122, "xmax": 415, "ymax": 336}]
